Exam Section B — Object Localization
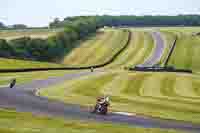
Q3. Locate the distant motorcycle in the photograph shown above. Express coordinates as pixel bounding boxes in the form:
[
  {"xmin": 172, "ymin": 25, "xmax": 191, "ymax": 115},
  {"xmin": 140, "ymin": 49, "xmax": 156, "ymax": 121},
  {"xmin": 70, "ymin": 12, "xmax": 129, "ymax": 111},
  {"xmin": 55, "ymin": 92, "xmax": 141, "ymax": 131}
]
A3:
[
  {"xmin": 92, "ymin": 96, "xmax": 110, "ymax": 115},
  {"xmin": 9, "ymin": 78, "xmax": 16, "ymax": 88}
]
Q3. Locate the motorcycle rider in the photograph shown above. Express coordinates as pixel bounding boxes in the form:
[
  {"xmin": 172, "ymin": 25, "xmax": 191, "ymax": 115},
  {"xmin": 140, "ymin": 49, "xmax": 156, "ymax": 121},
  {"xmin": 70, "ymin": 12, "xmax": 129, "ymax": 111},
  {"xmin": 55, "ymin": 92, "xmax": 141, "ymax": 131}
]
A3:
[
  {"xmin": 93, "ymin": 95, "xmax": 110, "ymax": 114},
  {"xmin": 9, "ymin": 78, "xmax": 16, "ymax": 88},
  {"xmin": 90, "ymin": 67, "xmax": 94, "ymax": 72},
  {"xmin": 99, "ymin": 96, "xmax": 109, "ymax": 104}
]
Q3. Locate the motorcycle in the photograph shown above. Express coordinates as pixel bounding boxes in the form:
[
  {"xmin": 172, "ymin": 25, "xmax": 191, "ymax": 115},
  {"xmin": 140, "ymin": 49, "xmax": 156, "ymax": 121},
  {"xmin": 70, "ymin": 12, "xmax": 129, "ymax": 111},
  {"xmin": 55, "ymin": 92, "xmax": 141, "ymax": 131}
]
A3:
[
  {"xmin": 92, "ymin": 96, "xmax": 110, "ymax": 115},
  {"xmin": 9, "ymin": 79, "xmax": 16, "ymax": 88}
]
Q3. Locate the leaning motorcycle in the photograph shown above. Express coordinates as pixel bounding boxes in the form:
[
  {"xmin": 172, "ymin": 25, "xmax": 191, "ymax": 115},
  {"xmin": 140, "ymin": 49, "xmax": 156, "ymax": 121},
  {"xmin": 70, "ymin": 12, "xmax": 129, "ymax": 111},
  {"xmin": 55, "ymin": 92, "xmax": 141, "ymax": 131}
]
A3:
[{"xmin": 92, "ymin": 100, "xmax": 109, "ymax": 115}]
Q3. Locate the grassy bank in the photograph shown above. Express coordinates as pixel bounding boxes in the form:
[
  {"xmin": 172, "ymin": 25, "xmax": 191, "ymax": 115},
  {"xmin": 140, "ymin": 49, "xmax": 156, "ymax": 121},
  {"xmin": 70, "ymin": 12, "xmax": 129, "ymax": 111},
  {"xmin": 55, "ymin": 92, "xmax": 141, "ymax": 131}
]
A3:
[
  {"xmin": 107, "ymin": 31, "xmax": 154, "ymax": 68},
  {"xmin": 0, "ymin": 109, "xmax": 183, "ymax": 133},
  {"xmin": 168, "ymin": 33, "xmax": 200, "ymax": 72},
  {"xmin": 63, "ymin": 29, "xmax": 129, "ymax": 67}
]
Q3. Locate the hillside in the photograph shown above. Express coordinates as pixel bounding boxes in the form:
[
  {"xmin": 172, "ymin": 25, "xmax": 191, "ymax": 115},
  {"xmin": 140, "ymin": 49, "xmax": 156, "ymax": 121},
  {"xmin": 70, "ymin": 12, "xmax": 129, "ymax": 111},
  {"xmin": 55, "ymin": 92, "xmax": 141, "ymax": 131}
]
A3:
[
  {"xmin": 168, "ymin": 33, "xmax": 200, "ymax": 72},
  {"xmin": 63, "ymin": 28, "xmax": 129, "ymax": 67}
]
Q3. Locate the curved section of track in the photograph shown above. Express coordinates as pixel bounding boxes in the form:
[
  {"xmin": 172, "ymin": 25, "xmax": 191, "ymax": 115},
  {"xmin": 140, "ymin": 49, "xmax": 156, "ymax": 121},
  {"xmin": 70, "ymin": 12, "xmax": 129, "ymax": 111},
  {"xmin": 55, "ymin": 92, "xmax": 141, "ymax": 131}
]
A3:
[
  {"xmin": 0, "ymin": 71, "xmax": 200, "ymax": 132},
  {"xmin": 141, "ymin": 32, "xmax": 165, "ymax": 66}
]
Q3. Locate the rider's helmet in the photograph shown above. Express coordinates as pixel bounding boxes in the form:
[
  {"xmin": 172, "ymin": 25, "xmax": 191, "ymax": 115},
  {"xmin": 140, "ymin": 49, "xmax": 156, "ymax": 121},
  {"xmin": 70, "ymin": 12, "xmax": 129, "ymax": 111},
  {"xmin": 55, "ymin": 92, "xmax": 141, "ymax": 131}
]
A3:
[
  {"xmin": 97, "ymin": 95, "xmax": 110, "ymax": 104},
  {"xmin": 97, "ymin": 96, "xmax": 104, "ymax": 102}
]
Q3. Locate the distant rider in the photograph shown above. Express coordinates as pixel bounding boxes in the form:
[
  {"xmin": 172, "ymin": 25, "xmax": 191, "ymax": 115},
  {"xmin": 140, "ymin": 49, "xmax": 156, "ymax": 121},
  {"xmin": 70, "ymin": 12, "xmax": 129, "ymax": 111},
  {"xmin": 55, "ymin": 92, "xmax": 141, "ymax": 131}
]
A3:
[
  {"xmin": 90, "ymin": 67, "xmax": 94, "ymax": 72},
  {"xmin": 9, "ymin": 78, "xmax": 16, "ymax": 88}
]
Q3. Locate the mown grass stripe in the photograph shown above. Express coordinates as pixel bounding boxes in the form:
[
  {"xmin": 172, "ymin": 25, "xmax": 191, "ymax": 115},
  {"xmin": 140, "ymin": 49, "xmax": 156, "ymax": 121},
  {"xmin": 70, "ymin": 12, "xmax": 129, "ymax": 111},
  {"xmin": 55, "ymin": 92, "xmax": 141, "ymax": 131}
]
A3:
[
  {"xmin": 107, "ymin": 31, "xmax": 143, "ymax": 68},
  {"xmin": 139, "ymin": 32, "xmax": 155, "ymax": 65},
  {"xmin": 64, "ymin": 32, "xmax": 106, "ymax": 64},
  {"xmin": 123, "ymin": 73, "xmax": 151, "ymax": 96},
  {"xmin": 192, "ymin": 80, "xmax": 200, "ymax": 96},
  {"xmin": 139, "ymin": 73, "xmax": 163, "ymax": 97},
  {"xmin": 112, "ymin": 94, "xmax": 200, "ymax": 119},
  {"xmin": 160, "ymin": 75, "xmax": 177, "ymax": 97},
  {"xmin": 124, "ymin": 32, "xmax": 152, "ymax": 67},
  {"xmin": 174, "ymin": 76, "xmax": 199, "ymax": 98},
  {"xmin": 63, "ymin": 30, "xmax": 114, "ymax": 65},
  {"xmin": 101, "ymin": 72, "xmax": 129, "ymax": 96},
  {"xmin": 72, "ymin": 73, "xmax": 117, "ymax": 97},
  {"xmin": 124, "ymin": 32, "xmax": 146, "ymax": 67},
  {"xmin": 107, "ymin": 31, "xmax": 140, "ymax": 68},
  {"xmin": 168, "ymin": 34, "xmax": 200, "ymax": 72},
  {"xmin": 83, "ymin": 30, "xmax": 117, "ymax": 64},
  {"xmin": 63, "ymin": 29, "xmax": 129, "ymax": 67},
  {"xmin": 191, "ymin": 36, "xmax": 200, "ymax": 71},
  {"xmin": 93, "ymin": 30, "xmax": 126, "ymax": 64}
]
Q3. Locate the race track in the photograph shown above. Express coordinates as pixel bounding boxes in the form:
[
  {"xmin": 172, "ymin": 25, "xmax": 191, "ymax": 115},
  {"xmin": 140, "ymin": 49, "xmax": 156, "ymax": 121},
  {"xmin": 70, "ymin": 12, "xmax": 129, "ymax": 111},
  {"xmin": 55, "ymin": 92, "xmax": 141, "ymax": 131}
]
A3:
[
  {"xmin": 0, "ymin": 31, "xmax": 199, "ymax": 132},
  {"xmin": 0, "ymin": 71, "xmax": 200, "ymax": 132},
  {"xmin": 141, "ymin": 32, "xmax": 165, "ymax": 66}
]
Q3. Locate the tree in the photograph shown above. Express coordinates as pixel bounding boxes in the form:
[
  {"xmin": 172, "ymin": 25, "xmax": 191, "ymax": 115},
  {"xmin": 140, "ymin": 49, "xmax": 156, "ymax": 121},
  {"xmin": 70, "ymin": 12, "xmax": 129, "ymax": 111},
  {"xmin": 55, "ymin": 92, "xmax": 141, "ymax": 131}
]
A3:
[
  {"xmin": 9, "ymin": 37, "xmax": 31, "ymax": 58},
  {"xmin": 49, "ymin": 18, "xmax": 62, "ymax": 28},
  {"xmin": 0, "ymin": 39, "xmax": 13, "ymax": 57},
  {"xmin": 27, "ymin": 38, "xmax": 49, "ymax": 60}
]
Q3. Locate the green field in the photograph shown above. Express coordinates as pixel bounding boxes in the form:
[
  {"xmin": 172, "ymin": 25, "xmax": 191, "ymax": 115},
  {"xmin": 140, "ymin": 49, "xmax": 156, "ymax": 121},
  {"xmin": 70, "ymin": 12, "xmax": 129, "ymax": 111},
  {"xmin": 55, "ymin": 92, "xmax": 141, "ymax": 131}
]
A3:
[
  {"xmin": 39, "ymin": 27, "xmax": 200, "ymax": 124},
  {"xmin": 168, "ymin": 33, "xmax": 200, "ymax": 72},
  {"xmin": 0, "ymin": 109, "xmax": 183, "ymax": 133},
  {"xmin": 106, "ymin": 29, "xmax": 176, "ymax": 68},
  {"xmin": 107, "ymin": 31, "xmax": 154, "ymax": 68},
  {"xmin": 1, "ymin": 27, "xmax": 200, "ymax": 132},
  {"xmin": 0, "ymin": 28, "xmax": 63, "ymax": 40},
  {"xmin": 0, "ymin": 27, "xmax": 174, "ymax": 70},
  {"xmin": 160, "ymin": 27, "xmax": 200, "ymax": 34},
  {"xmin": 0, "ymin": 58, "xmax": 64, "ymax": 69},
  {"xmin": 63, "ymin": 29, "xmax": 129, "ymax": 66}
]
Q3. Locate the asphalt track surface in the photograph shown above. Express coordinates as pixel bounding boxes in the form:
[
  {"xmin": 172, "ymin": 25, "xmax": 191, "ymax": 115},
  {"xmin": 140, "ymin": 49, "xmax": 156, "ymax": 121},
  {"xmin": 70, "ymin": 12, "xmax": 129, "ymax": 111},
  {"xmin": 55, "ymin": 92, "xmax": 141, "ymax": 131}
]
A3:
[
  {"xmin": 0, "ymin": 32, "xmax": 200, "ymax": 132},
  {"xmin": 141, "ymin": 32, "xmax": 165, "ymax": 66}
]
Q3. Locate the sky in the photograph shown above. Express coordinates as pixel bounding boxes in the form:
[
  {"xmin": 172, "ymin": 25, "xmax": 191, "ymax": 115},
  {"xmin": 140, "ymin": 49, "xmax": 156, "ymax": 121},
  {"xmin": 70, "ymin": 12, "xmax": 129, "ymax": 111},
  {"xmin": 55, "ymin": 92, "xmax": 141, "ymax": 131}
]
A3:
[{"xmin": 0, "ymin": 0, "xmax": 199, "ymax": 27}]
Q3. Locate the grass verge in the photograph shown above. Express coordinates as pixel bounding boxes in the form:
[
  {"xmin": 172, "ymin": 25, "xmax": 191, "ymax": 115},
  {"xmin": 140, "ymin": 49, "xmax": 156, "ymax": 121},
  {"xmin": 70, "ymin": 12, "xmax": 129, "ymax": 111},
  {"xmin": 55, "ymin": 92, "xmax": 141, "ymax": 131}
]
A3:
[{"xmin": 0, "ymin": 109, "xmax": 184, "ymax": 133}]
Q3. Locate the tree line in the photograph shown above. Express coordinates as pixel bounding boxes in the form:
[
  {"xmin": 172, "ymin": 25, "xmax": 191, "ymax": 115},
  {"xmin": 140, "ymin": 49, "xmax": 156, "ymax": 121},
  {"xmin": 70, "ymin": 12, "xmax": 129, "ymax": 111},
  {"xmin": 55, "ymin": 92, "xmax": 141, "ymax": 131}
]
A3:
[
  {"xmin": 0, "ymin": 16, "xmax": 100, "ymax": 62},
  {"xmin": 0, "ymin": 15, "xmax": 200, "ymax": 62},
  {"xmin": 50, "ymin": 15, "xmax": 200, "ymax": 28}
]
